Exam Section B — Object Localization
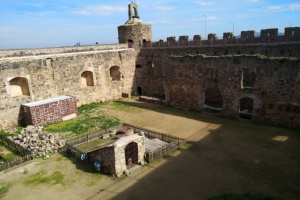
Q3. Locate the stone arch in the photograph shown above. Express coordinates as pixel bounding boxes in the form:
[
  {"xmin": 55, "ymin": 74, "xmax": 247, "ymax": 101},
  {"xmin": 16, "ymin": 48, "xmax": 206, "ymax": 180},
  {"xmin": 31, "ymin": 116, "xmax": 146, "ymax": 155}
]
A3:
[
  {"xmin": 128, "ymin": 2, "xmax": 139, "ymax": 20},
  {"xmin": 9, "ymin": 77, "xmax": 30, "ymax": 97},
  {"xmin": 239, "ymin": 97, "xmax": 254, "ymax": 119},
  {"xmin": 110, "ymin": 66, "xmax": 121, "ymax": 81},
  {"xmin": 81, "ymin": 71, "xmax": 94, "ymax": 86},
  {"xmin": 125, "ymin": 142, "xmax": 138, "ymax": 167}
]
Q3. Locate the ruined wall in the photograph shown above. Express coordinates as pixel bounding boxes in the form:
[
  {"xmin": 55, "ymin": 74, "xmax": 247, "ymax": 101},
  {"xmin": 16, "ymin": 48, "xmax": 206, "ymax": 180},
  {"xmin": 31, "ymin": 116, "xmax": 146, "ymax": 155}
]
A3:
[
  {"xmin": 22, "ymin": 96, "xmax": 77, "ymax": 126},
  {"xmin": 0, "ymin": 49, "xmax": 136, "ymax": 129},
  {"xmin": 137, "ymin": 44, "xmax": 300, "ymax": 128}
]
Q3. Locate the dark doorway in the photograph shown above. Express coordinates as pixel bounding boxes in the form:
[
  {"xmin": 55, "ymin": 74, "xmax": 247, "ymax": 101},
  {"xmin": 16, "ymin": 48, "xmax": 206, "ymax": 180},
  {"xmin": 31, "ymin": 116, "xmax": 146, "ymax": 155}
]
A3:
[
  {"xmin": 125, "ymin": 142, "xmax": 138, "ymax": 168},
  {"xmin": 204, "ymin": 88, "xmax": 223, "ymax": 111},
  {"xmin": 137, "ymin": 87, "xmax": 142, "ymax": 95},
  {"xmin": 239, "ymin": 98, "xmax": 254, "ymax": 119},
  {"xmin": 128, "ymin": 40, "xmax": 133, "ymax": 48}
]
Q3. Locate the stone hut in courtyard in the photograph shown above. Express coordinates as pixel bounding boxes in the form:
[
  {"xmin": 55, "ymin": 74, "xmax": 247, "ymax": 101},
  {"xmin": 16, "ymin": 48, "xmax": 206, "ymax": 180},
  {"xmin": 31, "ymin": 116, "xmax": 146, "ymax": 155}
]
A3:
[{"xmin": 88, "ymin": 130, "xmax": 145, "ymax": 177}]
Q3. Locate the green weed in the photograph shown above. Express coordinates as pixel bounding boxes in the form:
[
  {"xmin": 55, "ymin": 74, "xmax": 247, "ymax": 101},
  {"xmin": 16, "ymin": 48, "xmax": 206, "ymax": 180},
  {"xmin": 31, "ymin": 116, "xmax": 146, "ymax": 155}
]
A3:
[
  {"xmin": 44, "ymin": 115, "xmax": 120, "ymax": 135},
  {"xmin": 24, "ymin": 170, "xmax": 64, "ymax": 185},
  {"xmin": 0, "ymin": 183, "xmax": 12, "ymax": 199},
  {"xmin": 2, "ymin": 153, "xmax": 18, "ymax": 160},
  {"xmin": 77, "ymin": 102, "xmax": 107, "ymax": 115}
]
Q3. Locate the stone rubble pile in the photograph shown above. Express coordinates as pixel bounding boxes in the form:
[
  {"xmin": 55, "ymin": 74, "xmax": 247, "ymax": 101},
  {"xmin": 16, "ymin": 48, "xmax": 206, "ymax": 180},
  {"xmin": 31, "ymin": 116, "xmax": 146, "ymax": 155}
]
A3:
[{"xmin": 11, "ymin": 125, "xmax": 66, "ymax": 157}]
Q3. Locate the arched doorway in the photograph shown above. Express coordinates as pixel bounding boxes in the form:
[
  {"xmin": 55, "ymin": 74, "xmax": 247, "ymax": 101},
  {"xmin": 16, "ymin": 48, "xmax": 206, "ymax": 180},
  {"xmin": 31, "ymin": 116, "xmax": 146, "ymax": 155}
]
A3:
[
  {"xmin": 9, "ymin": 77, "xmax": 30, "ymax": 97},
  {"xmin": 239, "ymin": 98, "xmax": 254, "ymax": 119},
  {"xmin": 81, "ymin": 71, "xmax": 94, "ymax": 86},
  {"xmin": 125, "ymin": 142, "xmax": 138, "ymax": 167},
  {"xmin": 110, "ymin": 66, "xmax": 121, "ymax": 81}
]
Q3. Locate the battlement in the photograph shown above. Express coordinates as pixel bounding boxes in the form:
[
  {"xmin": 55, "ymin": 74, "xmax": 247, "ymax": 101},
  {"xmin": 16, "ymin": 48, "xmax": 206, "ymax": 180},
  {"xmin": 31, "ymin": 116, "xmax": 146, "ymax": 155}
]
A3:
[{"xmin": 143, "ymin": 27, "xmax": 300, "ymax": 48}]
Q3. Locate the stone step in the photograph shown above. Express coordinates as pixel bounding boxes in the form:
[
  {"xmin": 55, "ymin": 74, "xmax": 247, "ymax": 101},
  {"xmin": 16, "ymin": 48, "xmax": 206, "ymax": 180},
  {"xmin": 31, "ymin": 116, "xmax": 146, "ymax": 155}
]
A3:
[{"xmin": 128, "ymin": 165, "xmax": 142, "ymax": 174}]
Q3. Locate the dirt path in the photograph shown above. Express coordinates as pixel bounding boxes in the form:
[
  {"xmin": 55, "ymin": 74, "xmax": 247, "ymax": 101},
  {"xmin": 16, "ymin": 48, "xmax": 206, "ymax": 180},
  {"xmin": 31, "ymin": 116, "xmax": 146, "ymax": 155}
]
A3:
[{"xmin": 1, "ymin": 98, "xmax": 300, "ymax": 200}]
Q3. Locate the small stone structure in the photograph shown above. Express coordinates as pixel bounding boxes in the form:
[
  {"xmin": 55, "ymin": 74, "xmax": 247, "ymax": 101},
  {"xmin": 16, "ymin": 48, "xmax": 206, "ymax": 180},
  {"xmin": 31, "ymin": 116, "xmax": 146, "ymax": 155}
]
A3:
[
  {"xmin": 22, "ymin": 95, "xmax": 77, "ymax": 126},
  {"xmin": 67, "ymin": 124, "xmax": 180, "ymax": 177},
  {"xmin": 11, "ymin": 125, "xmax": 65, "ymax": 157},
  {"xmin": 88, "ymin": 132, "xmax": 145, "ymax": 177}
]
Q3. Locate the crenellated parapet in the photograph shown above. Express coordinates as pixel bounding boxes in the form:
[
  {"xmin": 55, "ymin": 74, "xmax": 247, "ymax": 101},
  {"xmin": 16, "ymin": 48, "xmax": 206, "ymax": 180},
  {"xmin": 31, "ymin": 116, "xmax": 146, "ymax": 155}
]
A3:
[{"xmin": 145, "ymin": 27, "xmax": 300, "ymax": 48}]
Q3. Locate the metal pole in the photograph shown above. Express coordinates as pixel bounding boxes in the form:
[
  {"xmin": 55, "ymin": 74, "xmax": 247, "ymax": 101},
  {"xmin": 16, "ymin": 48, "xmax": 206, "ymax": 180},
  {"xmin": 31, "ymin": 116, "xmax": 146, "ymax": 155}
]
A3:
[{"xmin": 203, "ymin": 15, "xmax": 207, "ymax": 39}]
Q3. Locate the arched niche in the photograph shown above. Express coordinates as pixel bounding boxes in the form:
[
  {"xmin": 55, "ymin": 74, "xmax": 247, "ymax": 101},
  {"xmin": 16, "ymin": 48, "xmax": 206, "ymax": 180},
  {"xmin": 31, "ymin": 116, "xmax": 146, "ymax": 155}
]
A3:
[
  {"xmin": 9, "ymin": 77, "xmax": 30, "ymax": 97},
  {"xmin": 81, "ymin": 71, "xmax": 94, "ymax": 86},
  {"xmin": 239, "ymin": 97, "xmax": 254, "ymax": 119},
  {"xmin": 110, "ymin": 66, "xmax": 121, "ymax": 81},
  {"xmin": 204, "ymin": 88, "xmax": 223, "ymax": 111}
]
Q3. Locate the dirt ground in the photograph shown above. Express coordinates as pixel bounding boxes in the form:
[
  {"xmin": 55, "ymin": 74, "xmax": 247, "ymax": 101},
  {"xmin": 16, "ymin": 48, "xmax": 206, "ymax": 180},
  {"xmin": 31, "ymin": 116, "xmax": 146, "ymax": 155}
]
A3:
[{"xmin": 1, "ymin": 98, "xmax": 300, "ymax": 200}]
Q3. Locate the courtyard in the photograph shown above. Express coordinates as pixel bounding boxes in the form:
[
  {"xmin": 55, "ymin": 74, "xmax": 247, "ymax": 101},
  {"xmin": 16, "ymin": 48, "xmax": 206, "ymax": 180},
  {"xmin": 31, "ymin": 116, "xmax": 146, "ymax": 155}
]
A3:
[{"xmin": 0, "ymin": 98, "xmax": 299, "ymax": 199}]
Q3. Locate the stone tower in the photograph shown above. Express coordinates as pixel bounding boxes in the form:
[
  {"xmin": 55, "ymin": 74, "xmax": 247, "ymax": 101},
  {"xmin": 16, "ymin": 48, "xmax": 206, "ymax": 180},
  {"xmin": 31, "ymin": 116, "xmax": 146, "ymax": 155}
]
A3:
[{"xmin": 118, "ymin": 2, "xmax": 152, "ymax": 46}]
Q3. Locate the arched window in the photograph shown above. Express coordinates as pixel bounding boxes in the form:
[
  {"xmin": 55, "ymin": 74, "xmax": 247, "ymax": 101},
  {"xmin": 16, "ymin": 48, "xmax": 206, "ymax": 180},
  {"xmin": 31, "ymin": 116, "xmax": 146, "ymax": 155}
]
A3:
[
  {"xmin": 239, "ymin": 98, "xmax": 254, "ymax": 119},
  {"xmin": 9, "ymin": 77, "xmax": 30, "ymax": 97},
  {"xmin": 110, "ymin": 66, "xmax": 121, "ymax": 81},
  {"xmin": 81, "ymin": 71, "xmax": 94, "ymax": 86}
]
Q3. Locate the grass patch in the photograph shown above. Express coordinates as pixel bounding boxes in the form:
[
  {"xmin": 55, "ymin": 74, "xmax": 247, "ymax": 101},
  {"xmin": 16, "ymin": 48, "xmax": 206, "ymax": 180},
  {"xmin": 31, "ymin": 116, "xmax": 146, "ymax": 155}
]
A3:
[
  {"xmin": 43, "ymin": 115, "xmax": 120, "ymax": 135},
  {"xmin": 208, "ymin": 193, "xmax": 282, "ymax": 200},
  {"xmin": 86, "ymin": 173, "xmax": 102, "ymax": 186},
  {"xmin": 0, "ymin": 183, "xmax": 12, "ymax": 199},
  {"xmin": 76, "ymin": 137, "xmax": 116, "ymax": 152},
  {"xmin": 2, "ymin": 152, "xmax": 18, "ymax": 160},
  {"xmin": 43, "ymin": 101, "xmax": 121, "ymax": 135},
  {"xmin": 24, "ymin": 170, "xmax": 64, "ymax": 185},
  {"xmin": 0, "ymin": 146, "xmax": 21, "ymax": 161},
  {"xmin": 78, "ymin": 102, "xmax": 107, "ymax": 115},
  {"xmin": 0, "ymin": 130, "xmax": 12, "ymax": 137},
  {"xmin": 14, "ymin": 127, "xmax": 24, "ymax": 135}
]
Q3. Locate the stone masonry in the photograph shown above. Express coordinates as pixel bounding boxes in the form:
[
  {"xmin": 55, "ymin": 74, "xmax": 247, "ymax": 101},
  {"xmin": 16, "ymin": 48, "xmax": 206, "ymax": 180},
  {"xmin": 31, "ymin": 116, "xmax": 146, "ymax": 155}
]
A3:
[
  {"xmin": 0, "ymin": 2, "xmax": 299, "ymax": 129},
  {"xmin": 22, "ymin": 95, "xmax": 77, "ymax": 126},
  {"xmin": 0, "ymin": 49, "xmax": 136, "ymax": 129}
]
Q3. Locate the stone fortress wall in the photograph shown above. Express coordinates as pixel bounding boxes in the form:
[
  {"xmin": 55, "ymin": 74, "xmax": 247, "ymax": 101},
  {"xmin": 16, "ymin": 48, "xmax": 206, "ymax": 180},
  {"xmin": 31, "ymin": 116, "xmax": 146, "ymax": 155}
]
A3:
[
  {"xmin": 0, "ymin": 48, "xmax": 136, "ymax": 128},
  {"xmin": 0, "ymin": 44, "xmax": 128, "ymax": 58},
  {"xmin": 145, "ymin": 27, "xmax": 300, "ymax": 48},
  {"xmin": 136, "ymin": 38, "xmax": 300, "ymax": 128},
  {"xmin": 0, "ymin": 1, "xmax": 299, "ymax": 129}
]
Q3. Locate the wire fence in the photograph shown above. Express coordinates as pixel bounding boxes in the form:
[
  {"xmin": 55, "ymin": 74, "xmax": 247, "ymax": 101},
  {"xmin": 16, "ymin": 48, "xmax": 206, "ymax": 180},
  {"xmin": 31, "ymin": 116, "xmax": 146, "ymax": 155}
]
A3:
[
  {"xmin": 123, "ymin": 123, "xmax": 180, "ymax": 162},
  {"xmin": 66, "ymin": 123, "xmax": 181, "ymax": 163}
]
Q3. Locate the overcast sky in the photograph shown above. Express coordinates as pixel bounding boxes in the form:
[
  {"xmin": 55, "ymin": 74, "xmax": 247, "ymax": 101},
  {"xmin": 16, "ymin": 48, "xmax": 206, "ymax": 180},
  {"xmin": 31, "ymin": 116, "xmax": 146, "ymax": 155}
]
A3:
[{"xmin": 0, "ymin": 0, "xmax": 299, "ymax": 49}]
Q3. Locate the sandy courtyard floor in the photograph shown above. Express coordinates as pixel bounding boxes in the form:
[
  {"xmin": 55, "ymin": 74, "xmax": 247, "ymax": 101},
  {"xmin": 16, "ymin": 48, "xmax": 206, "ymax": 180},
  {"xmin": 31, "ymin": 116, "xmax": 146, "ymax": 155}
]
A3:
[{"xmin": 1, "ymin": 98, "xmax": 299, "ymax": 200}]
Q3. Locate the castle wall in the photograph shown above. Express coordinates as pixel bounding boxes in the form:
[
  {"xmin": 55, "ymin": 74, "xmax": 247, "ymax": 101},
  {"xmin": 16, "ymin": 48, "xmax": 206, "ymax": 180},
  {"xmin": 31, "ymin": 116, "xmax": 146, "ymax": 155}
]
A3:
[
  {"xmin": 0, "ymin": 44, "xmax": 128, "ymax": 58},
  {"xmin": 0, "ymin": 49, "xmax": 136, "ymax": 128},
  {"xmin": 137, "ymin": 44, "xmax": 300, "ymax": 128}
]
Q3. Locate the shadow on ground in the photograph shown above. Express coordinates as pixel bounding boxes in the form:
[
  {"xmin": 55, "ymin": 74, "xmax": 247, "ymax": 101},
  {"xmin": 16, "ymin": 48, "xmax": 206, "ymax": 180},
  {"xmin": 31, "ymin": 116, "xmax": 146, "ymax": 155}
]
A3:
[{"xmin": 96, "ymin": 100, "xmax": 300, "ymax": 200}]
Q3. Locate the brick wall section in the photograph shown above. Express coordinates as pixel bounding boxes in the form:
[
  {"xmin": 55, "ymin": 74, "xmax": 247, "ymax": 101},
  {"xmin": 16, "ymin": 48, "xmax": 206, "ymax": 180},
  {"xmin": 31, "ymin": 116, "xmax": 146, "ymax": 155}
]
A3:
[{"xmin": 22, "ymin": 96, "xmax": 77, "ymax": 126}]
